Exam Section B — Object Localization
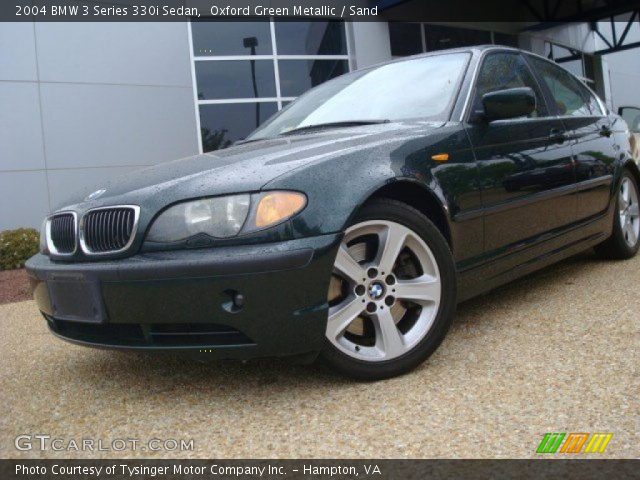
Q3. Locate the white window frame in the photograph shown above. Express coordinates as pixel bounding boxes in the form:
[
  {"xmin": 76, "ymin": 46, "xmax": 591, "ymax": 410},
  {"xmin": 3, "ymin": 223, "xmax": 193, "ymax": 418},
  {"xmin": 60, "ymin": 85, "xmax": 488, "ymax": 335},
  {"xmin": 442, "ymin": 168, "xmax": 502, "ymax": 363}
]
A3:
[{"xmin": 188, "ymin": 18, "xmax": 352, "ymax": 153}]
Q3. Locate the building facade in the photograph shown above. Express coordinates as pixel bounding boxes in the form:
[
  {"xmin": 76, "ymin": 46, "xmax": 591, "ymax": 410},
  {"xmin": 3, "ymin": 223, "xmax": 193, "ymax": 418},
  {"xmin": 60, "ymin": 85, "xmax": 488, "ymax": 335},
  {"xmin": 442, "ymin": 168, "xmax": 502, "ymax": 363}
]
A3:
[{"xmin": 1, "ymin": 20, "xmax": 638, "ymax": 229}]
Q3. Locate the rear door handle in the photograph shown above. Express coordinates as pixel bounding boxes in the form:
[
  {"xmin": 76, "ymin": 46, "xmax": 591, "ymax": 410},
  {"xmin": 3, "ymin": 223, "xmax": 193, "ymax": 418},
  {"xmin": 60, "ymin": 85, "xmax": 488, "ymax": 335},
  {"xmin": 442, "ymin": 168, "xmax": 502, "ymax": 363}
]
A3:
[{"xmin": 549, "ymin": 128, "xmax": 567, "ymax": 143}]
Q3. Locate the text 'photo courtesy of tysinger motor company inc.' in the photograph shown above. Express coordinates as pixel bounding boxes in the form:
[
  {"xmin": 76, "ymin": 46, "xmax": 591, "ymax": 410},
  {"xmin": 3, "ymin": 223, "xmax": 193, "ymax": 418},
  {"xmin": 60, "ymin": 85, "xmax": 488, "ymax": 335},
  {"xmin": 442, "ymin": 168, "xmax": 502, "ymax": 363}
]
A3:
[{"xmin": 0, "ymin": 0, "xmax": 638, "ymax": 478}]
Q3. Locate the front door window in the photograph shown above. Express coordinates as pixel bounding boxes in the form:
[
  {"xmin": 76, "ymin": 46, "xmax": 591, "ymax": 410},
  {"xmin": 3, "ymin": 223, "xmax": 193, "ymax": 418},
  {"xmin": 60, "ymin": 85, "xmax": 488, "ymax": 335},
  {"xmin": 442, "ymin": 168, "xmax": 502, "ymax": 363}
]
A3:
[{"xmin": 471, "ymin": 52, "xmax": 548, "ymax": 118}]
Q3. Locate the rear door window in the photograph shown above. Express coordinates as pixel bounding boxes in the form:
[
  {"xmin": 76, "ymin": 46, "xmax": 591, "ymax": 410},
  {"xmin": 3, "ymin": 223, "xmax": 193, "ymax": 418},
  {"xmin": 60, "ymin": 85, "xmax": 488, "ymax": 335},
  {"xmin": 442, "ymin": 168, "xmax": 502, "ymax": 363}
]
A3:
[{"xmin": 527, "ymin": 56, "xmax": 603, "ymax": 117}]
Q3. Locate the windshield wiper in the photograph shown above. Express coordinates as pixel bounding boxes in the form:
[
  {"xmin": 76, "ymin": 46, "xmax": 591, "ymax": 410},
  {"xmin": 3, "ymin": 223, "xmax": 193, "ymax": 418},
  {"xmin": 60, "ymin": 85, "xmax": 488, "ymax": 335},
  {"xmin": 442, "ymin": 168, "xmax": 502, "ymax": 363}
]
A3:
[
  {"xmin": 234, "ymin": 137, "xmax": 264, "ymax": 146},
  {"xmin": 280, "ymin": 119, "xmax": 390, "ymax": 136}
]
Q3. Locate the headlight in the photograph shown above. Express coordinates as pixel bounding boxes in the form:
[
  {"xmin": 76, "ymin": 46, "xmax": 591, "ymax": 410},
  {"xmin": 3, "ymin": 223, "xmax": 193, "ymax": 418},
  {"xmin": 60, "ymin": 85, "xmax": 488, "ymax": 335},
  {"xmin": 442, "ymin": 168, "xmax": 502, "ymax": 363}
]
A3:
[
  {"xmin": 146, "ymin": 191, "xmax": 306, "ymax": 243},
  {"xmin": 147, "ymin": 195, "xmax": 250, "ymax": 242},
  {"xmin": 39, "ymin": 218, "xmax": 48, "ymax": 254}
]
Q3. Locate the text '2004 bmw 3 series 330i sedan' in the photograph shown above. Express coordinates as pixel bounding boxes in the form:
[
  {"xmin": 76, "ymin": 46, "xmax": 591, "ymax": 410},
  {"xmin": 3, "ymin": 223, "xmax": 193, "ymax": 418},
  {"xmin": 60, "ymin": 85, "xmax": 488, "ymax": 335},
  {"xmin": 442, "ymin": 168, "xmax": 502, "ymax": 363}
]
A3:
[{"xmin": 27, "ymin": 46, "xmax": 640, "ymax": 380}]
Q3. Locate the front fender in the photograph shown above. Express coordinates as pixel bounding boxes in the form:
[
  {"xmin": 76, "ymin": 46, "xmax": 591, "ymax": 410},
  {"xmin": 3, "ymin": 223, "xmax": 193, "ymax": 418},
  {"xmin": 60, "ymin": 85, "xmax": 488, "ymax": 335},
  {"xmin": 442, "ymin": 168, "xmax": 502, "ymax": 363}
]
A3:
[
  {"xmin": 265, "ymin": 152, "xmax": 438, "ymax": 237},
  {"xmin": 265, "ymin": 124, "xmax": 476, "ymax": 242},
  {"xmin": 342, "ymin": 177, "xmax": 451, "ymax": 232}
]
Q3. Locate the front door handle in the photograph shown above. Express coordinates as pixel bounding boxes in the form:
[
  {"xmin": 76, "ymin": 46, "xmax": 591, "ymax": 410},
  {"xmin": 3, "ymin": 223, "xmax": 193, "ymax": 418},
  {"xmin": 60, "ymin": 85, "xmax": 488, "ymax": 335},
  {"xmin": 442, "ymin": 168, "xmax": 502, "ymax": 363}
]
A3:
[
  {"xmin": 600, "ymin": 125, "xmax": 612, "ymax": 137},
  {"xmin": 549, "ymin": 128, "xmax": 567, "ymax": 143}
]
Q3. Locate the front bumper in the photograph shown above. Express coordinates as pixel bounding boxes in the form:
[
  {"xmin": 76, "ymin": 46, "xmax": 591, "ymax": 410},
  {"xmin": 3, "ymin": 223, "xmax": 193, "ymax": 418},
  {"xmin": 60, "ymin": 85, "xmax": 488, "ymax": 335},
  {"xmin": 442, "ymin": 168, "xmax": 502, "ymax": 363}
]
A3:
[{"xmin": 25, "ymin": 233, "xmax": 341, "ymax": 359}]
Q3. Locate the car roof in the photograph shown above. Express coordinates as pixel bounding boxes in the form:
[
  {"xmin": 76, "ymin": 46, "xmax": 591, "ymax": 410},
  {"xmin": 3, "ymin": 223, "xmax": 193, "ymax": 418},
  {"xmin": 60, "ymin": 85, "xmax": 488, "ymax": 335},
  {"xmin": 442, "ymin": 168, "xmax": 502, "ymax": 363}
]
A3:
[
  {"xmin": 360, "ymin": 45, "xmax": 519, "ymax": 71},
  {"xmin": 360, "ymin": 45, "xmax": 580, "ymax": 80}
]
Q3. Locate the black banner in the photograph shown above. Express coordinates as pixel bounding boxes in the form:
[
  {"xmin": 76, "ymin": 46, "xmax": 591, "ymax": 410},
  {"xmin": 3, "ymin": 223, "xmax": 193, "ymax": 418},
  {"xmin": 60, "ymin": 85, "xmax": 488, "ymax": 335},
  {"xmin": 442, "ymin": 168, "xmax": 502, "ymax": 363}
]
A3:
[
  {"xmin": 3, "ymin": 0, "xmax": 640, "ymax": 22},
  {"xmin": 1, "ymin": 460, "xmax": 639, "ymax": 480}
]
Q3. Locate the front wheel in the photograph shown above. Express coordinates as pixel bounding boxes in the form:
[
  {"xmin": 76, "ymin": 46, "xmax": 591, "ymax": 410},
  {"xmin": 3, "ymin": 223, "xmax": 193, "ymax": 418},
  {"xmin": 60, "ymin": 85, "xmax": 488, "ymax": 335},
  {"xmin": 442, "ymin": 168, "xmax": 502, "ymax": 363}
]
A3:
[
  {"xmin": 321, "ymin": 199, "xmax": 457, "ymax": 380},
  {"xmin": 595, "ymin": 169, "xmax": 640, "ymax": 259}
]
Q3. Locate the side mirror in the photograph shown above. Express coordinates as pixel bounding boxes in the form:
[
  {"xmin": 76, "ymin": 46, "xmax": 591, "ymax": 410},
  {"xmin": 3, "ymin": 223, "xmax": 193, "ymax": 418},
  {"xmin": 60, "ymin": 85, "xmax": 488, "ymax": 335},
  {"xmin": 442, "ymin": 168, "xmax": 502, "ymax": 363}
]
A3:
[
  {"xmin": 618, "ymin": 106, "xmax": 640, "ymax": 133},
  {"xmin": 481, "ymin": 87, "xmax": 536, "ymax": 122}
]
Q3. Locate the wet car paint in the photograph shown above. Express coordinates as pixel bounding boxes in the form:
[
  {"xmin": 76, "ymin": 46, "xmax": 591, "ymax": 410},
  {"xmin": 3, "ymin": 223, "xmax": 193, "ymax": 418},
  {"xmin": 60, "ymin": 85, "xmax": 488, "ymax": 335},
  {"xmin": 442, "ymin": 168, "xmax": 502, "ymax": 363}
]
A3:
[{"xmin": 26, "ymin": 46, "xmax": 640, "ymax": 355}]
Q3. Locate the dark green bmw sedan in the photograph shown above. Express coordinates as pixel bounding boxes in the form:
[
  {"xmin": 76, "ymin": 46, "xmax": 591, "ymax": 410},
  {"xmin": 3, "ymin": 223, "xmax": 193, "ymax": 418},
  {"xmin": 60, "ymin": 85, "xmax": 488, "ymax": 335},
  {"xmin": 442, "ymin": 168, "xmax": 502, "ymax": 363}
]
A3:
[{"xmin": 26, "ymin": 46, "xmax": 639, "ymax": 379}]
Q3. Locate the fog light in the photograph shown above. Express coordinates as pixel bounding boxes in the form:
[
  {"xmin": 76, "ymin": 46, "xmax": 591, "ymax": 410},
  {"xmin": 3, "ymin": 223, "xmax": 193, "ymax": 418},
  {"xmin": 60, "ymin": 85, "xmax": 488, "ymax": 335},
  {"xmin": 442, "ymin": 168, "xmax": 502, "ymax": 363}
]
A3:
[
  {"xmin": 222, "ymin": 289, "xmax": 244, "ymax": 313},
  {"xmin": 233, "ymin": 293, "xmax": 245, "ymax": 308}
]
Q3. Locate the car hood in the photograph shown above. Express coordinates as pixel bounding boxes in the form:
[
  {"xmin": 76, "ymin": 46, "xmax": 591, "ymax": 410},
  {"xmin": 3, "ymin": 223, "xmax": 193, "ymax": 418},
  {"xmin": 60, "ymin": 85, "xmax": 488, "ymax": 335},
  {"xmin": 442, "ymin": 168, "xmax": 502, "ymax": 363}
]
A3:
[{"xmin": 59, "ymin": 121, "xmax": 445, "ymax": 211}]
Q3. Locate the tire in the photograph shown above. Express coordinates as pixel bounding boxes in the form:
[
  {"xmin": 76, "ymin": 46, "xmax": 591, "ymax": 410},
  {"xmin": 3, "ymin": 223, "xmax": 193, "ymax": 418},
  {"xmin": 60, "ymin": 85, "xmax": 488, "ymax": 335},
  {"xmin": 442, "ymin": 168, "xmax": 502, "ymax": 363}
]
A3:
[
  {"xmin": 594, "ymin": 169, "xmax": 640, "ymax": 260},
  {"xmin": 320, "ymin": 198, "xmax": 457, "ymax": 380}
]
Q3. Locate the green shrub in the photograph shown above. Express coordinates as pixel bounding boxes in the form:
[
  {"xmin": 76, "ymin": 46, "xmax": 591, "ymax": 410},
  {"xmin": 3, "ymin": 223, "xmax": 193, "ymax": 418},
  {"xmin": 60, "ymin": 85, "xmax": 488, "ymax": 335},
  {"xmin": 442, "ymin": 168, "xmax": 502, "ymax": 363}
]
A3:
[{"xmin": 0, "ymin": 228, "xmax": 39, "ymax": 270}]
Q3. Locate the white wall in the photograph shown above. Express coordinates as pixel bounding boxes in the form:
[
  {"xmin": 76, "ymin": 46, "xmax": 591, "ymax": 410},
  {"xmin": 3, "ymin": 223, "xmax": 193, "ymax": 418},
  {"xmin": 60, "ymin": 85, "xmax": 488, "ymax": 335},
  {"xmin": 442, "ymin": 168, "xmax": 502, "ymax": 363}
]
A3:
[
  {"xmin": 604, "ymin": 49, "xmax": 640, "ymax": 111},
  {"xmin": 349, "ymin": 22, "xmax": 392, "ymax": 69},
  {"xmin": 0, "ymin": 22, "xmax": 200, "ymax": 230}
]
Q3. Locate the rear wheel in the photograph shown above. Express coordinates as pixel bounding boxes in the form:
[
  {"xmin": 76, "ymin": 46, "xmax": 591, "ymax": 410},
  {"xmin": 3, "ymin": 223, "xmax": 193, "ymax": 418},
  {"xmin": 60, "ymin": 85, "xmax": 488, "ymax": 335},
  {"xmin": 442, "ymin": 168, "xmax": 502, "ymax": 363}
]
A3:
[
  {"xmin": 321, "ymin": 199, "xmax": 456, "ymax": 380},
  {"xmin": 595, "ymin": 170, "xmax": 640, "ymax": 259}
]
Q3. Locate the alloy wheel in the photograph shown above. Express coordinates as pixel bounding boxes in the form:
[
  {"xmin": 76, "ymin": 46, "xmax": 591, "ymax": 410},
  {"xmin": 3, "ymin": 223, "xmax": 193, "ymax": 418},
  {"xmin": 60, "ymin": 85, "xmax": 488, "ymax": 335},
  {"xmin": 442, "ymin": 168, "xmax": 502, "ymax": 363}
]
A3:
[
  {"xmin": 619, "ymin": 176, "xmax": 640, "ymax": 248},
  {"xmin": 326, "ymin": 220, "xmax": 441, "ymax": 362}
]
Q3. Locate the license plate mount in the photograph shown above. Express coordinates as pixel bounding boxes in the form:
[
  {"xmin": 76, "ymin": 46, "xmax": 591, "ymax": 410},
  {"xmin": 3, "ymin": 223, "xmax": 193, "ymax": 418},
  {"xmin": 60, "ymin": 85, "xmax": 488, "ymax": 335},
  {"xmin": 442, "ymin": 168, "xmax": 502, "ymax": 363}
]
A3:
[{"xmin": 47, "ymin": 273, "xmax": 106, "ymax": 323}]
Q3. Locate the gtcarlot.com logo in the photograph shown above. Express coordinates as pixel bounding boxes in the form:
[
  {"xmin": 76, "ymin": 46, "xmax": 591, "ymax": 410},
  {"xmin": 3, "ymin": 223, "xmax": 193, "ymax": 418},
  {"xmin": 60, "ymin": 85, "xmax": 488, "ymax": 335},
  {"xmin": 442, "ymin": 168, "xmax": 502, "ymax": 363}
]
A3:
[{"xmin": 14, "ymin": 434, "xmax": 194, "ymax": 452}]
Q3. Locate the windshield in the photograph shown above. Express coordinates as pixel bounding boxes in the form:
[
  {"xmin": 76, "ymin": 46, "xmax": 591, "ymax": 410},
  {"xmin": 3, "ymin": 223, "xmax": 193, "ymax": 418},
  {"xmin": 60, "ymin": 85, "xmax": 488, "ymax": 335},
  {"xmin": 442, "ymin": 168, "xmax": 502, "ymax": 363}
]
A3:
[{"xmin": 247, "ymin": 52, "xmax": 470, "ymax": 140}]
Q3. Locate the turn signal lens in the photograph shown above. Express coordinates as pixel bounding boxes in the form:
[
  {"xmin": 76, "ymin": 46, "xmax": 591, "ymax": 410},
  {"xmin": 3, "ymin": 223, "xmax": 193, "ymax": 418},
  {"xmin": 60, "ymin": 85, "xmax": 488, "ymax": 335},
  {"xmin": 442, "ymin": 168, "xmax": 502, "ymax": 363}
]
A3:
[
  {"xmin": 431, "ymin": 153, "xmax": 449, "ymax": 162},
  {"xmin": 254, "ymin": 192, "xmax": 306, "ymax": 228}
]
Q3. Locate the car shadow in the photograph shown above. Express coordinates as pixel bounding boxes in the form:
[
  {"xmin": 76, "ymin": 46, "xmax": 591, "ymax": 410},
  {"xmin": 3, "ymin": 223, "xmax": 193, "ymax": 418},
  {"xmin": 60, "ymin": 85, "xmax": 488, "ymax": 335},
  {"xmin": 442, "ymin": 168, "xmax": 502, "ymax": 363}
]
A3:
[
  {"xmin": 66, "ymin": 248, "xmax": 607, "ymax": 394},
  {"xmin": 453, "ymin": 249, "xmax": 600, "ymax": 325}
]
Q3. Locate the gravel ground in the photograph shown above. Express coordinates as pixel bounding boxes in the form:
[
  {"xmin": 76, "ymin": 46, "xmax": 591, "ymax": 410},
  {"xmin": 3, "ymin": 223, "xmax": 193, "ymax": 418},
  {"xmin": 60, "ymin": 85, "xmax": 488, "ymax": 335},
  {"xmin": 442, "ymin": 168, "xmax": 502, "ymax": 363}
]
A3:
[
  {"xmin": 0, "ymin": 269, "xmax": 30, "ymax": 305},
  {"xmin": 0, "ymin": 250, "xmax": 637, "ymax": 459}
]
